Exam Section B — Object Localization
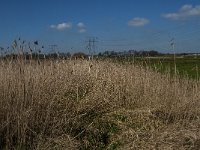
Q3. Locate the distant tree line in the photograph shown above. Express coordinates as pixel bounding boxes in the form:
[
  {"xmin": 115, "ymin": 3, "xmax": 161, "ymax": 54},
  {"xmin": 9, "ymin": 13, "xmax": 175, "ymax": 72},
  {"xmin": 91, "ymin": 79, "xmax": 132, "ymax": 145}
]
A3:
[
  {"xmin": 98, "ymin": 50, "xmax": 160, "ymax": 57},
  {"xmin": 0, "ymin": 52, "xmax": 89, "ymax": 60},
  {"xmin": 0, "ymin": 50, "xmax": 162, "ymax": 60}
]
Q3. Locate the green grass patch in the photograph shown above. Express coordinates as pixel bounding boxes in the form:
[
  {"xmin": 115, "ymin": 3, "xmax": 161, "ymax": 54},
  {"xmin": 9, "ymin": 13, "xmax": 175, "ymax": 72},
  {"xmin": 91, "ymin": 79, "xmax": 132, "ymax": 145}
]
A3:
[{"xmin": 112, "ymin": 56, "xmax": 200, "ymax": 79}]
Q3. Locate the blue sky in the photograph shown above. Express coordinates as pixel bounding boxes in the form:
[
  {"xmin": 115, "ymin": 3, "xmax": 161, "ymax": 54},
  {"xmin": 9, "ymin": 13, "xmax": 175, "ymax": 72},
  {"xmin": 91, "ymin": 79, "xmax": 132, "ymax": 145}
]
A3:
[{"xmin": 0, "ymin": 0, "xmax": 200, "ymax": 53}]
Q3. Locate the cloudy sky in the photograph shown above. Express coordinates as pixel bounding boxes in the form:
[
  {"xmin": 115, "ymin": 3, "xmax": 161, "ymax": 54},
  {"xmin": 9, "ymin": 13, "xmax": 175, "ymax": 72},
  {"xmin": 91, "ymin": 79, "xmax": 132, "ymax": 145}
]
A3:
[{"xmin": 0, "ymin": 0, "xmax": 200, "ymax": 53}]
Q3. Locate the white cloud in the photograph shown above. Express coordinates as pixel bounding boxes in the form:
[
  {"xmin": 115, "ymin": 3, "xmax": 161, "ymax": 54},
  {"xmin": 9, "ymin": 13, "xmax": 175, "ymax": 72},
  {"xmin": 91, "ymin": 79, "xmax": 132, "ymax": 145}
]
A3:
[
  {"xmin": 162, "ymin": 4, "xmax": 200, "ymax": 20},
  {"xmin": 128, "ymin": 17, "xmax": 149, "ymax": 27},
  {"xmin": 77, "ymin": 22, "xmax": 85, "ymax": 28},
  {"xmin": 77, "ymin": 22, "xmax": 86, "ymax": 33},
  {"xmin": 50, "ymin": 21, "xmax": 87, "ymax": 33},
  {"xmin": 50, "ymin": 22, "xmax": 72, "ymax": 30}
]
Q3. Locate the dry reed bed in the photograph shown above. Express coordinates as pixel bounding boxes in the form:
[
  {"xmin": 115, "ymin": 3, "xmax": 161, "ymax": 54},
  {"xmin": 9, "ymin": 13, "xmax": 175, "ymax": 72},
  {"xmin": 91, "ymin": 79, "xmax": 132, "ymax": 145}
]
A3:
[{"xmin": 0, "ymin": 59, "xmax": 200, "ymax": 149}]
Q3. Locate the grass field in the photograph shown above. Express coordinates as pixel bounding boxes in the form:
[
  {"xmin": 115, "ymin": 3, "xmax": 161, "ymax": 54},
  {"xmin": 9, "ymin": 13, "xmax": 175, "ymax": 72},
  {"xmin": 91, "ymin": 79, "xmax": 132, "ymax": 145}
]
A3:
[
  {"xmin": 113, "ymin": 56, "xmax": 200, "ymax": 79},
  {"xmin": 0, "ymin": 56, "xmax": 200, "ymax": 149}
]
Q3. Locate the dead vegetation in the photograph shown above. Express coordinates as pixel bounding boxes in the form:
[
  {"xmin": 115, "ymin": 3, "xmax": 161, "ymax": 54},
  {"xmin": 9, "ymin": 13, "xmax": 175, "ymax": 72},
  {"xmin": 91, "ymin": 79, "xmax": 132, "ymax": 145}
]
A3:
[{"xmin": 0, "ymin": 58, "xmax": 200, "ymax": 149}]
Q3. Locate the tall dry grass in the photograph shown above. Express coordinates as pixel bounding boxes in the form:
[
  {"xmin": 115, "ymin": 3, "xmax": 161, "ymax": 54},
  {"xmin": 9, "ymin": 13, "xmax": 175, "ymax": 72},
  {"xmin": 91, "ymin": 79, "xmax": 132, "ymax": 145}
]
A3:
[{"xmin": 0, "ymin": 57, "xmax": 200, "ymax": 149}]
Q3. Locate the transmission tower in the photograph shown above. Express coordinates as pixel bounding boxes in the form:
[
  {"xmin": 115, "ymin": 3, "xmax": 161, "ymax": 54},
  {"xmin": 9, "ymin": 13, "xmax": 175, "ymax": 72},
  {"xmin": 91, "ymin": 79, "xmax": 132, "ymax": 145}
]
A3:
[
  {"xmin": 170, "ymin": 38, "xmax": 176, "ymax": 75},
  {"xmin": 86, "ymin": 37, "xmax": 98, "ymax": 59},
  {"xmin": 49, "ymin": 45, "xmax": 57, "ymax": 52},
  {"xmin": 49, "ymin": 44, "xmax": 58, "ymax": 52}
]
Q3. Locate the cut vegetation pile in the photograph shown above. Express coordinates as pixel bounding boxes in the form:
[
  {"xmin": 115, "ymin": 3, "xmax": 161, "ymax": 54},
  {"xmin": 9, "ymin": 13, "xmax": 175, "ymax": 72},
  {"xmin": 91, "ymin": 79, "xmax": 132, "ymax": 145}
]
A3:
[{"xmin": 0, "ymin": 58, "xmax": 200, "ymax": 149}]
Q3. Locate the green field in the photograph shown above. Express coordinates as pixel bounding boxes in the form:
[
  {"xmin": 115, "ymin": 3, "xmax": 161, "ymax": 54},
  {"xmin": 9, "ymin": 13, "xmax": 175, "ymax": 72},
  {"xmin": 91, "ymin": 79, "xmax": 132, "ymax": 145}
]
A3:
[{"xmin": 113, "ymin": 56, "xmax": 200, "ymax": 80}]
